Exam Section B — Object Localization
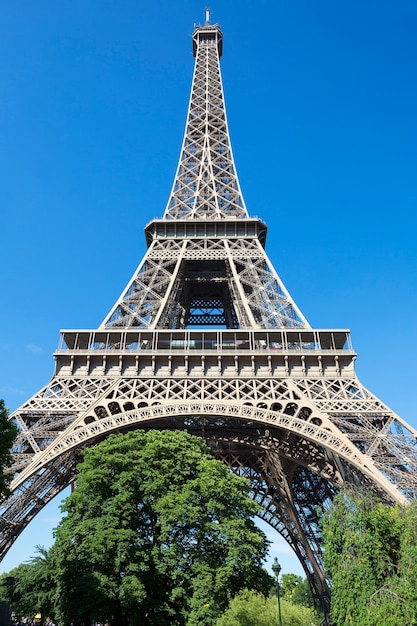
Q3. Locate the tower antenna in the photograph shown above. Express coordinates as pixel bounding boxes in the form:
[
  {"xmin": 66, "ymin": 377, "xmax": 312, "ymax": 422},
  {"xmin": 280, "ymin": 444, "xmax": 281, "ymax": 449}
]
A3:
[{"xmin": 205, "ymin": 7, "xmax": 211, "ymax": 25}]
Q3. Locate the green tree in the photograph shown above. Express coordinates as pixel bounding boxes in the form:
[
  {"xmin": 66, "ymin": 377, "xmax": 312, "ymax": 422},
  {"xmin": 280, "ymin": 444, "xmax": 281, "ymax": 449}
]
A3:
[
  {"xmin": 0, "ymin": 547, "xmax": 56, "ymax": 625},
  {"xmin": 0, "ymin": 399, "xmax": 18, "ymax": 498},
  {"xmin": 215, "ymin": 588, "xmax": 320, "ymax": 626},
  {"xmin": 0, "ymin": 564, "xmax": 34, "ymax": 621},
  {"xmin": 394, "ymin": 500, "xmax": 417, "ymax": 621},
  {"xmin": 321, "ymin": 491, "xmax": 417, "ymax": 625},
  {"xmin": 23, "ymin": 546, "xmax": 57, "ymax": 625},
  {"xmin": 50, "ymin": 430, "xmax": 272, "ymax": 626},
  {"xmin": 281, "ymin": 573, "xmax": 302, "ymax": 601},
  {"xmin": 291, "ymin": 577, "xmax": 316, "ymax": 609},
  {"xmin": 280, "ymin": 573, "xmax": 316, "ymax": 609}
]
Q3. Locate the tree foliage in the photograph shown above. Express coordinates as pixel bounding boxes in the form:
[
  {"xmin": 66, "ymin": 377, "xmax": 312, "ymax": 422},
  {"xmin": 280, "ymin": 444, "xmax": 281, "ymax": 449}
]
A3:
[
  {"xmin": 215, "ymin": 588, "xmax": 320, "ymax": 626},
  {"xmin": 0, "ymin": 563, "xmax": 37, "ymax": 621},
  {"xmin": 281, "ymin": 573, "xmax": 316, "ymax": 609},
  {"xmin": 50, "ymin": 430, "xmax": 272, "ymax": 626},
  {"xmin": 281, "ymin": 573, "xmax": 302, "ymax": 600},
  {"xmin": 0, "ymin": 399, "xmax": 18, "ymax": 499},
  {"xmin": 280, "ymin": 574, "xmax": 320, "ymax": 621},
  {"xmin": 321, "ymin": 491, "xmax": 417, "ymax": 625},
  {"xmin": 0, "ymin": 547, "xmax": 56, "ymax": 625}
]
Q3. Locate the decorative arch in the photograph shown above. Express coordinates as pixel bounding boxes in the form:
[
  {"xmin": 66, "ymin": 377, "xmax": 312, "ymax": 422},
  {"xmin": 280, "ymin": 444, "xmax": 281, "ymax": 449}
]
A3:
[{"xmin": 12, "ymin": 401, "xmax": 404, "ymax": 505}]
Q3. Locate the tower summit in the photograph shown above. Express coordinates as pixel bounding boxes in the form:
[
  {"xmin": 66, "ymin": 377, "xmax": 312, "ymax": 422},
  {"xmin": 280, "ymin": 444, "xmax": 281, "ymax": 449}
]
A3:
[
  {"xmin": 2, "ymin": 14, "xmax": 417, "ymax": 613},
  {"xmin": 193, "ymin": 9, "xmax": 223, "ymax": 58}
]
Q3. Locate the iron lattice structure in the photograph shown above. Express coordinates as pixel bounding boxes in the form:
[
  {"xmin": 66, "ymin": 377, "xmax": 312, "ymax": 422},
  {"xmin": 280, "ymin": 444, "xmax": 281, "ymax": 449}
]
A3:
[{"xmin": 2, "ymin": 15, "xmax": 417, "ymax": 609}]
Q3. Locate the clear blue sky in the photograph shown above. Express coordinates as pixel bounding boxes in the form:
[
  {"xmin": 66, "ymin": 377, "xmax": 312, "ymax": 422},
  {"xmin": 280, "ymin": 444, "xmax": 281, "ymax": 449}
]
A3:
[{"xmin": 1, "ymin": 0, "xmax": 416, "ymax": 577}]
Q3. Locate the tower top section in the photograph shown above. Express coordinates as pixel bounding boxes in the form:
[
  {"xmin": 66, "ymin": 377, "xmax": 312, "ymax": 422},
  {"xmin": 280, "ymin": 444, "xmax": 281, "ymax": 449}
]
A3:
[
  {"xmin": 163, "ymin": 15, "xmax": 247, "ymax": 220},
  {"xmin": 102, "ymin": 17, "xmax": 309, "ymax": 331},
  {"xmin": 192, "ymin": 10, "xmax": 223, "ymax": 58}
]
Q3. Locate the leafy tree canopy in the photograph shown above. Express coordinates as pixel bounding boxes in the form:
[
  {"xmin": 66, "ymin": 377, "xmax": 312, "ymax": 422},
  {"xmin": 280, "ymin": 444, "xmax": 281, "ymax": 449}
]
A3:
[
  {"xmin": 0, "ymin": 547, "xmax": 56, "ymax": 625},
  {"xmin": 281, "ymin": 573, "xmax": 315, "ymax": 609},
  {"xmin": 215, "ymin": 588, "xmax": 321, "ymax": 626},
  {"xmin": 51, "ymin": 429, "xmax": 272, "ymax": 626},
  {"xmin": 0, "ymin": 399, "xmax": 18, "ymax": 499},
  {"xmin": 0, "ymin": 564, "xmax": 33, "ymax": 619},
  {"xmin": 321, "ymin": 491, "xmax": 417, "ymax": 625},
  {"xmin": 281, "ymin": 573, "xmax": 302, "ymax": 599}
]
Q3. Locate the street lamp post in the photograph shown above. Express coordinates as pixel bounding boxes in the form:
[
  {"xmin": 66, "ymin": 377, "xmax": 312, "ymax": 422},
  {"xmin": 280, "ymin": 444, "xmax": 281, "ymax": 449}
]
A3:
[{"xmin": 272, "ymin": 557, "xmax": 283, "ymax": 626}]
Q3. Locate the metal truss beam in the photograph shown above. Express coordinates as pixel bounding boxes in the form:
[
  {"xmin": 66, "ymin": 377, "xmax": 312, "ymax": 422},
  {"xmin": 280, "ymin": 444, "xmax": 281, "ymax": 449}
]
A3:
[{"xmin": 2, "ymin": 15, "xmax": 416, "ymax": 615}]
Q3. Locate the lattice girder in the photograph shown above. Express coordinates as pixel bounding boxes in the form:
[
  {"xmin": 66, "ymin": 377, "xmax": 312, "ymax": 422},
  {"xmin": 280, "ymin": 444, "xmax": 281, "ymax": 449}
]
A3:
[
  {"xmin": 7, "ymin": 327, "xmax": 417, "ymax": 501},
  {"xmin": 3, "ymin": 17, "xmax": 417, "ymax": 618},
  {"xmin": 164, "ymin": 22, "xmax": 246, "ymax": 221},
  {"xmin": 101, "ymin": 235, "xmax": 308, "ymax": 330},
  {"xmin": 3, "ymin": 332, "xmax": 417, "ymax": 614},
  {"xmin": 211, "ymin": 441, "xmax": 334, "ymax": 602},
  {"xmin": 4, "ymin": 386, "xmax": 406, "ymax": 604}
]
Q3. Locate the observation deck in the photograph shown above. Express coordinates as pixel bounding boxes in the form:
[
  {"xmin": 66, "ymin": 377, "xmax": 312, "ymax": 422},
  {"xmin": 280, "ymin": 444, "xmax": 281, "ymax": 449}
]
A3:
[
  {"xmin": 144, "ymin": 219, "xmax": 268, "ymax": 248},
  {"xmin": 54, "ymin": 328, "xmax": 356, "ymax": 380},
  {"xmin": 192, "ymin": 21, "xmax": 223, "ymax": 58}
]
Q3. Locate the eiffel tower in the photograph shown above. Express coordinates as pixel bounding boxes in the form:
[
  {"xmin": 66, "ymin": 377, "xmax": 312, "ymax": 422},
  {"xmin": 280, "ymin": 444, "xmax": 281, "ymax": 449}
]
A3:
[{"xmin": 2, "ymin": 11, "xmax": 417, "ymax": 609}]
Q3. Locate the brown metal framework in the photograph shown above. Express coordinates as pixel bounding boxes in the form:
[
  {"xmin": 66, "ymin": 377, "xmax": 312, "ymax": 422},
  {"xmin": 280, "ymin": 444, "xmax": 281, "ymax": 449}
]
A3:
[{"xmin": 2, "ymin": 15, "xmax": 417, "ymax": 611}]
